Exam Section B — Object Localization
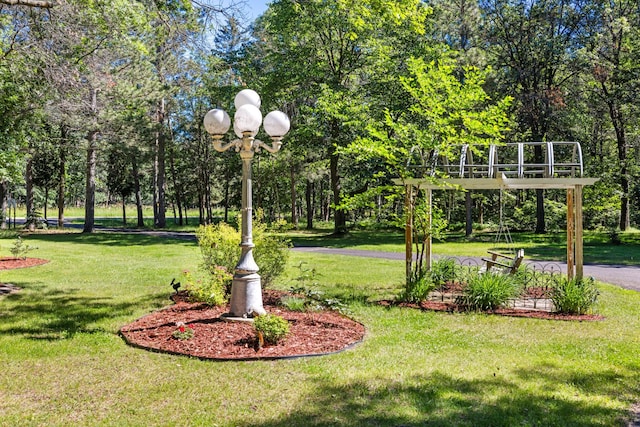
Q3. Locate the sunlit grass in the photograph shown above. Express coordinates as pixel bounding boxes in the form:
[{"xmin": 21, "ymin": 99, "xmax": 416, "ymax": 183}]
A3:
[
  {"xmin": 286, "ymin": 228, "xmax": 640, "ymax": 265},
  {"xmin": 0, "ymin": 232, "xmax": 638, "ymax": 426}
]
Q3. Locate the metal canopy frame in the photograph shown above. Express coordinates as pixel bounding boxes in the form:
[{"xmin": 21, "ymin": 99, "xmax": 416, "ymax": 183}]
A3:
[{"xmin": 394, "ymin": 174, "xmax": 599, "ymax": 281}]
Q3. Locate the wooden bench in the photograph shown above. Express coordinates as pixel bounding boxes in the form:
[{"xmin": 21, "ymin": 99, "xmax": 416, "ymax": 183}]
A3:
[{"xmin": 481, "ymin": 249, "xmax": 525, "ymax": 274}]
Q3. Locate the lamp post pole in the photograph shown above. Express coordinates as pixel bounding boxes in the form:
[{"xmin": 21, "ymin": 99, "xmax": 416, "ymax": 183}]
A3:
[{"xmin": 203, "ymin": 89, "xmax": 290, "ymax": 319}]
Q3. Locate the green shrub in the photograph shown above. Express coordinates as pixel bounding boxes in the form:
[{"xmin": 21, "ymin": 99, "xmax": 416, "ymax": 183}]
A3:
[
  {"xmin": 196, "ymin": 223, "xmax": 239, "ymax": 275},
  {"xmin": 398, "ymin": 258, "xmax": 456, "ymax": 303},
  {"xmin": 10, "ymin": 237, "xmax": 37, "ymax": 260},
  {"xmin": 253, "ymin": 224, "xmax": 291, "ymax": 286},
  {"xmin": 430, "ymin": 258, "xmax": 457, "ymax": 286},
  {"xmin": 182, "ymin": 268, "xmax": 230, "ymax": 306},
  {"xmin": 551, "ymin": 276, "xmax": 599, "ymax": 315},
  {"xmin": 398, "ymin": 274, "xmax": 435, "ymax": 303},
  {"xmin": 460, "ymin": 272, "xmax": 519, "ymax": 311},
  {"xmin": 253, "ymin": 313, "xmax": 289, "ymax": 345},
  {"xmin": 280, "ymin": 295, "xmax": 309, "ymax": 312},
  {"xmin": 196, "ymin": 221, "xmax": 291, "ymax": 287}
]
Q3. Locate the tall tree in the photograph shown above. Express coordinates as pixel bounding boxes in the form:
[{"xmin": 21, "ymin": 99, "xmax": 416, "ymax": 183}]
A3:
[
  {"xmin": 480, "ymin": 0, "xmax": 595, "ymax": 233},
  {"xmin": 346, "ymin": 52, "xmax": 512, "ymax": 281},
  {"xmin": 587, "ymin": 0, "xmax": 640, "ymax": 231},
  {"xmin": 256, "ymin": 0, "xmax": 430, "ymax": 234}
]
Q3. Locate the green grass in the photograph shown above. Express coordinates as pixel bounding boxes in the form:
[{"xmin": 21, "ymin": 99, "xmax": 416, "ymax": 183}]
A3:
[
  {"xmin": 288, "ymin": 228, "xmax": 640, "ymax": 265},
  {"xmin": 0, "ymin": 232, "xmax": 639, "ymax": 426}
]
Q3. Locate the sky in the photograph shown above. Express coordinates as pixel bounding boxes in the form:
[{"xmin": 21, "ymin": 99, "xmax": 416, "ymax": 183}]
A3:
[{"xmin": 246, "ymin": 0, "xmax": 269, "ymax": 19}]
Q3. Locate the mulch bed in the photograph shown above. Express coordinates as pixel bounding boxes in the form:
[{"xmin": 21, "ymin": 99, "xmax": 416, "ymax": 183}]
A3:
[
  {"xmin": 0, "ymin": 256, "xmax": 49, "ymax": 270},
  {"xmin": 120, "ymin": 290, "xmax": 366, "ymax": 361},
  {"xmin": 378, "ymin": 299, "xmax": 604, "ymax": 321},
  {"xmin": 0, "ymin": 257, "xmax": 50, "ymax": 297},
  {"xmin": 378, "ymin": 281, "xmax": 604, "ymax": 321}
]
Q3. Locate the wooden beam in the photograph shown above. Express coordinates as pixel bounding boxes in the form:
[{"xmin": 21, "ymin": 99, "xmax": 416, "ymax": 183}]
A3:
[
  {"xmin": 404, "ymin": 185, "xmax": 413, "ymax": 283},
  {"xmin": 567, "ymin": 188, "xmax": 575, "ymax": 280},
  {"xmin": 426, "ymin": 188, "xmax": 432, "ymax": 271},
  {"xmin": 575, "ymin": 185, "xmax": 584, "ymax": 281},
  {"xmin": 393, "ymin": 177, "xmax": 599, "ymax": 190}
]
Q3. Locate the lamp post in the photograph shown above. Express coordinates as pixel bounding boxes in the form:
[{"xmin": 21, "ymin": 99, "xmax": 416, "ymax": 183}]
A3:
[{"xmin": 203, "ymin": 89, "xmax": 290, "ymax": 319}]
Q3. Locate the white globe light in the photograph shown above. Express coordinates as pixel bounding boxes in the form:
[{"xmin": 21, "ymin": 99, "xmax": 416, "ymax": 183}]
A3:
[
  {"xmin": 234, "ymin": 104, "xmax": 263, "ymax": 134},
  {"xmin": 203, "ymin": 109, "xmax": 231, "ymax": 135},
  {"xmin": 263, "ymin": 110, "xmax": 290, "ymax": 137},
  {"xmin": 234, "ymin": 89, "xmax": 261, "ymax": 109},
  {"xmin": 234, "ymin": 121, "xmax": 257, "ymax": 138}
]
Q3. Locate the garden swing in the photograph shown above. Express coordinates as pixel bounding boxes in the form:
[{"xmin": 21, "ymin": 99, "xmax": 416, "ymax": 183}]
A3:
[{"xmin": 481, "ymin": 188, "xmax": 525, "ymax": 274}]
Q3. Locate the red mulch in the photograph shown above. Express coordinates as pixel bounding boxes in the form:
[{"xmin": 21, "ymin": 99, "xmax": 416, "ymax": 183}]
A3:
[
  {"xmin": 0, "ymin": 257, "xmax": 50, "ymax": 296},
  {"xmin": 0, "ymin": 256, "xmax": 49, "ymax": 270},
  {"xmin": 379, "ymin": 299, "xmax": 604, "ymax": 322},
  {"xmin": 379, "ymin": 281, "xmax": 604, "ymax": 321},
  {"xmin": 120, "ymin": 290, "xmax": 366, "ymax": 361}
]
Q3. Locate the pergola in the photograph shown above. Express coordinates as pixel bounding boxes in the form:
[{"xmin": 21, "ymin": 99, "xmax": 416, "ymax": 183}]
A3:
[{"xmin": 394, "ymin": 142, "xmax": 599, "ymax": 281}]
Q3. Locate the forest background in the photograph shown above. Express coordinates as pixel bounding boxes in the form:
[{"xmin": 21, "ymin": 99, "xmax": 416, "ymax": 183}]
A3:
[{"xmin": 1, "ymin": 0, "xmax": 639, "ymax": 236}]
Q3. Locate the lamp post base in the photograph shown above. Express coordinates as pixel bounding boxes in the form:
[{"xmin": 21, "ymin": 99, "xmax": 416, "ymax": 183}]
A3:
[{"xmin": 227, "ymin": 272, "xmax": 266, "ymax": 318}]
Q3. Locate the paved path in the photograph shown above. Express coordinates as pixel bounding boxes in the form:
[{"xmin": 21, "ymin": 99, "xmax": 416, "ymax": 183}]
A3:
[
  {"xmin": 291, "ymin": 246, "xmax": 640, "ymax": 292},
  {"xmin": 24, "ymin": 219, "xmax": 640, "ymax": 293}
]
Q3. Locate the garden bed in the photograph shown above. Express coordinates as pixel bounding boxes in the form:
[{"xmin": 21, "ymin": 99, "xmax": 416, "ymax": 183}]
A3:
[
  {"xmin": 120, "ymin": 289, "xmax": 366, "ymax": 361},
  {"xmin": 380, "ymin": 281, "xmax": 604, "ymax": 321},
  {"xmin": 0, "ymin": 256, "xmax": 49, "ymax": 270}
]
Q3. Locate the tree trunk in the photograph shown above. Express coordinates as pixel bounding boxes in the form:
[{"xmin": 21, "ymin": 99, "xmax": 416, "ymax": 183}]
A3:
[
  {"xmin": 154, "ymin": 98, "xmax": 167, "ymax": 228},
  {"xmin": 306, "ymin": 179, "xmax": 313, "ymax": 230},
  {"xmin": 83, "ymin": 88, "xmax": 99, "ymax": 234},
  {"xmin": 168, "ymin": 137, "xmax": 184, "ymax": 226},
  {"xmin": 329, "ymin": 146, "xmax": 346, "ymax": 234},
  {"xmin": 465, "ymin": 191, "xmax": 473, "ymax": 237},
  {"xmin": 122, "ymin": 196, "xmax": 127, "ymax": 226},
  {"xmin": 57, "ymin": 125, "xmax": 67, "ymax": 228},
  {"xmin": 0, "ymin": 180, "xmax": 7, "ymax": 230},
  {"xmin": 132, "ymin": 156, "xmax": 144, "ymax": 227},
  {"xmin": 606, "ymin": 96, "xmax": 631, "ymax": 231},
  {"xmin": 290, "ymin": 163, "xmax": 298, "ymax": 229},
  {"xmin": 83, "ymin": 130, "xmax": 98, "ymax": 233},
  {"xmin": 25, "ymin": 156, "xmax": 35, "ymax": 231},
  {"xmin": 43, "ymin": 188, "xmax": 48, "ymax": 220}
]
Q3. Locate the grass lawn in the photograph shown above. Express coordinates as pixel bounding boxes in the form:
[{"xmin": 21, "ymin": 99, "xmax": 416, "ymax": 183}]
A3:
[
  {"xmin": 0, "ymin": 231, "xmax": 638, "ymax": 426},
  {"xmin": 288, "ymin": 228, "xmax": 640, "ymax": 265}
]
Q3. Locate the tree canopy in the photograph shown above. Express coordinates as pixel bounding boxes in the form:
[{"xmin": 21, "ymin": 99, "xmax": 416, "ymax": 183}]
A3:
[{"xmin": 1, "ymin": 0, "xmax": 639, "ymax": 233}]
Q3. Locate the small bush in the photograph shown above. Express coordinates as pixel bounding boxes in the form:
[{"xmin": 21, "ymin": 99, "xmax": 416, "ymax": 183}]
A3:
[
  {"xmin": 430, "ymin": 258, "xmax": 457, "ymax": 286},
  {"xmin": 196, "ymin": 220, "xmax": 290, "ymax": 287},
  {"xmin": 287, "ymin": 286, "xmax": 350, "ymax": 314},
  {"xmin": 182, "ymin": 268, "xmax": 231, "ymax": 306},
  {"xmin": 196, "ymin": 223, "xmax": 239, "ymax": 275},
  {"xmin": 10, "ymin": 237, "xmax": 37, "ymax": 260},
  {"xmin": 460, "ymin": 272, "xmax": 519, "ymax": 311},
  {"xmin": 280, "ymin": 295, "xmax": 308, "ymax": 312},
  {"xmin": 253, "ymin": 313, "xmax": 289, "ymax": 345},
  {"xmin": 551, "ymin": 276, "xmax": 599, "ymax": 315},
  {"xmin": 399, "ymin": 274, "xmax": 435, "ymax": 303}
]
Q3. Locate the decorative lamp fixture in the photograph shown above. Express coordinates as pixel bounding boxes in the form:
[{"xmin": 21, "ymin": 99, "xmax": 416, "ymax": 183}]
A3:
[{"xmin": 203, "ymin": 90, "xmax": 290, "ymax": 319}]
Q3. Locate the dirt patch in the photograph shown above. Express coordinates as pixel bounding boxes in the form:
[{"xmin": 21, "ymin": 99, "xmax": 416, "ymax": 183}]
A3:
[
  {"xmin": 0, "ymin": 257, "xmax": 49, "ymax": 270},
  {"xmin": 0, "ymin": 257, "xmax": 49, "ymax": 297},
  {"xmin": 120, "ymin": 290, "xmax": 366, "ymax": 361}
]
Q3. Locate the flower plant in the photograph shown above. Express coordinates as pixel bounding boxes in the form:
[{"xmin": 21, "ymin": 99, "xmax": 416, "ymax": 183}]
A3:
[{"xmin": 171, "ymin": 322, "xmax": 195, "ymax": 340}]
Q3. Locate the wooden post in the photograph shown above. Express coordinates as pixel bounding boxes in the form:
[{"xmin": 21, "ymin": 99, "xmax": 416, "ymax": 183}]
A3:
[
  {"xmin": 426, "ymin": 188, "xmax": 432, "ymax": 271},
  {"xmin": 405, "ymin": 185, "xmax": 413, "ymax": 283},
  {"xmin": 567, "ymin": 188, "xmax": 575, "ymax": 280},
  {"xmin": 575, "ymin": 185, "xmax": 584, "ymax": 281}
]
